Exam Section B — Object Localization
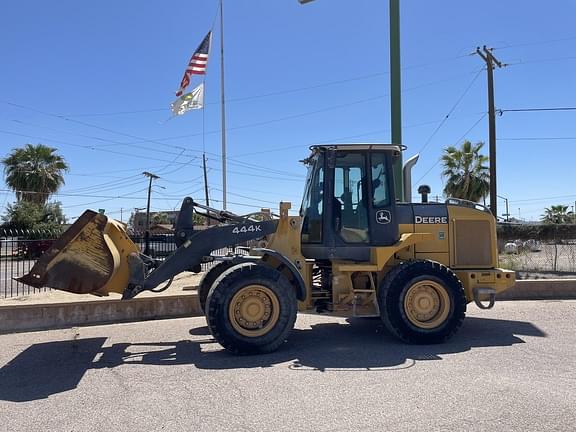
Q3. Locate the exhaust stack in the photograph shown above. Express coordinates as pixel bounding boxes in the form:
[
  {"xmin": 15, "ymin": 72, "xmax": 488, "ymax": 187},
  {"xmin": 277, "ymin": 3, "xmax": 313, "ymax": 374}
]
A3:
[{"xmin": 402, "ymin": 154, "xmax": 419, "ymax": 202}]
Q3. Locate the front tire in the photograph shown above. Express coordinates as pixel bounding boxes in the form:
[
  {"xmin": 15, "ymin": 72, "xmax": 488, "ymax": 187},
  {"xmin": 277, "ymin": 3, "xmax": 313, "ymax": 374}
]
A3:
[
  {"xmin": 205, "ymin": 262, "xmax": 297, "ymax": 355},
  {"xmin": 198, "ymin": 260, "xmax": 241, "ymax": 313},
  {"xmin": 378, "ymin": 260, "xmax": 466, "ymax": 344}
]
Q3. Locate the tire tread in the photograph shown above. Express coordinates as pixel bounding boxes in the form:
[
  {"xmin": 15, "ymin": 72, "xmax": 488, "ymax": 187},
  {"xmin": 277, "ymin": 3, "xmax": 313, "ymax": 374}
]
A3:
[
  {"xmin": 206, "ymin": 263, "xmax": 297, "ymax": 355},
  {"xmin": 378, "ymin": 260, "xmax": 467, "ymax": 344}
]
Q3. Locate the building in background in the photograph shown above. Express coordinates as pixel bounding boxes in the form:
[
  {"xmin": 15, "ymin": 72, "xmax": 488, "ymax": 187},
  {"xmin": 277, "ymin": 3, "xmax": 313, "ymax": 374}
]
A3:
[{"xmin": 132, "ymin": 211, "xmax": 179, "ymax": 233}]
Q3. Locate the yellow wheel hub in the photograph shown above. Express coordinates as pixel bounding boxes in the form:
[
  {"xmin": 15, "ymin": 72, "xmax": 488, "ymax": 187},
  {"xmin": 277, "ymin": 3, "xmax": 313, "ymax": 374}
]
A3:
[
  {"xmin": 229, "ymin": 285, "xmax": 280, "ymax": 337},
  {"xmin": 404, "ymin": 280, "xmax": 451, "ymax": 329}
]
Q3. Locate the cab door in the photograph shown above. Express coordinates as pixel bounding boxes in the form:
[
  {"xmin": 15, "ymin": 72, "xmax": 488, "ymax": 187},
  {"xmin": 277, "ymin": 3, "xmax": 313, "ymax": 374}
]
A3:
[{"xmin": 367, "ymin": 151, "xmax": 399, "ymax": 246}]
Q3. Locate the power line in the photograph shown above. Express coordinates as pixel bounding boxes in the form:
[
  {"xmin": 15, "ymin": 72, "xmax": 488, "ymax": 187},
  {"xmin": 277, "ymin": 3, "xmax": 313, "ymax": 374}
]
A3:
[
  {"xmin": 206, "ymin": 182, "xmax": 302, "ymax": 201},
  {"xmin": 223, "ymin": 158, "xmax": 304, "ymax": 178},
  {"xmin": 73, "ymin": 165, "xmax": 168, "ymax": 176},
  {"xmin": 64, "ymin": 177, "xmax": 147, "ymax": 195},
  {"xmin": 507, "ymin": 56, "xmax": 576, "ymax": 66},
  {"xmin": 0, "ymin": 128, "xmax": 205, "ymax": 166},
  {"xmin": 155, "ymin": 187, "xmax": 205, "ymax": 199},
  {"xmin": 0, "ymin": 188, "xmax": 150, "ymax": 200},
  {"xmin": 61, "ymin": 198, "xmax": 133, "ymax": 209},
  {"xmin": 510, "ymin": 194, "xmax": 576, "ymax": 204},
  {"xmin": 1, "ymin": 71, "xmax": 483, "ymax": 164},
  {"xmin": 417, "ymin": 68, "xmax": 484, "ymax": 155},
  {"xmin": 58, "ymin": 73, "xmax": 389, "ymax": 118},
  {"xmin": 56, "ymin": 57, "xmax": 472, "ymax": 118},
  {"xmin": 414, "ymin": 113, "xmax": 488, "ymax": 185},
  {"xmin": 204, "ymin": 163, "xmax": 304, "ymax": 182},
  {"xmin": 161, "ymin": 174, "xmax": 206, "ymax": 185},
  {"xmin": 208, "ymin": 198, "xmax": 280, "ymax": 211},
  {"xmin": 6, "ymin": 118, "xmax": 192, "ymax": 159},
  {"xmin": 209, "ymin": 187, "xmax": 282, "ymax": 206},
  {"xmin": 498, "ymin": 137, "xmax": 576, "ymax": 141},
  {"xmin": 499, "ymin": 107, "xmax": 576, "ymax": 113},
  {"xmin": 116, "ymin": 73, "xmax": 484, "ymax": 146},
  {"xmin": 231, "ymin": 117, "xmax": 469, "ymax": 158},
  {"xmin": 0, "ymin": 100, "xmax": 189, "ymax": 153},
  {"xmin": 493, "ymin": 35, "xmax": 576, "ymax": 51}
]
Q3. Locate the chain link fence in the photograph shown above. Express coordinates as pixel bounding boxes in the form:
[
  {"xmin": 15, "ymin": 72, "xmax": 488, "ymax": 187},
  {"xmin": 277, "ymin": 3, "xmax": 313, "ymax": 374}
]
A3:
[{"xmin": 497, "ymin": 224, "xmax": 576, "ymax": 274}]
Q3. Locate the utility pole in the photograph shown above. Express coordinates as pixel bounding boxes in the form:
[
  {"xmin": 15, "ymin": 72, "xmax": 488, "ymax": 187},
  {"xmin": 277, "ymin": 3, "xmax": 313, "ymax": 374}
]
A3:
[
  {"xmin": 143, "ymin": 171, "xmax": 160, "ymax": 256},
  {"xmin": 120, "ymin": 208, "xmax": 123, "ymax": 223},
  {"xmin": 203, "ymin": 153, "xmax": 211, "ymax": 226},
  {"xmin": 476, "ymin": 46, "xmax": 505, "ymax": 217},
  {"xmin": 220, "ymin": 0, "xmax": 228, "ymax": 210},
  {"xmin": 297, "ymin": 0, "xmax": 404, "ymax": 198},
  {"xmin": 389, "ymin": 0, "xmax": 404, "ymax": 200}
]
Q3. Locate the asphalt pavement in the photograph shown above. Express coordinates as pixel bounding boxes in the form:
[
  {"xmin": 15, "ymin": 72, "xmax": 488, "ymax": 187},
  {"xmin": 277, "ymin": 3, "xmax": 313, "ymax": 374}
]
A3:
[{"xmin": 0, "ymin": 301, "xmax": 575, "ymax": 432}]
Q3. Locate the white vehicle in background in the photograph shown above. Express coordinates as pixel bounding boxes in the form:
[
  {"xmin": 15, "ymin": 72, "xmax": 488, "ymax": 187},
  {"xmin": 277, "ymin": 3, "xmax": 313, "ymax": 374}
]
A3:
[
  {"xmin": 504, "ymin": 242, "xmax": 519, "ymax": 254},
  {"xmin": 523, "ymin": 239, "xmax": 542, "ymax": 252}
]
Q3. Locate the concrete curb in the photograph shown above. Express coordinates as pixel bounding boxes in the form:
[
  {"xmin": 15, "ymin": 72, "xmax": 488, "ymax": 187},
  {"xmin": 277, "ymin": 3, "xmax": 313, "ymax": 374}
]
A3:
[
  {"xmin": 1, "ymin": 280, "xmax": 575, "ymax": 335},
  {"xmin": 498, "ymin": 279, "xmax": 576, "ymax": 301},
  {"xmin": 0, "ymin": 294, "xmax": 203, "ymax": 334}
]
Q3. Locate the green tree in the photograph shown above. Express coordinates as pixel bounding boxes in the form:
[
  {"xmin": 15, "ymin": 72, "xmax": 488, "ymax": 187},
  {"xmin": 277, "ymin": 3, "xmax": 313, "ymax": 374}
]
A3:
[
  {"xmin": 441, "ymin": 140, "xmax": 490, "ymax": 203},
  {"xmin": 193, "ymin": 213, "xmax": 206, "ymax": 225},
  {"xmin": 151, "ymin": 212, "xmax": 170, "ymax": 224},
  {"xmin": 541, "ymin": 205, "xmax": 573, "ymax": 224},
  {"xmin": 1, "ymin": 201, "xmax": 66, "ymax": 231},
  {"xmin": 2, "ymin": 143, "xmax": 69, "ymax": 204}
]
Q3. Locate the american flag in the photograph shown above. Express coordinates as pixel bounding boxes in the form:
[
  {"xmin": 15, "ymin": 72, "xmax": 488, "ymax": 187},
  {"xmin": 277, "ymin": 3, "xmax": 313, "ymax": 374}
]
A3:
[{"xmin": 176, "ymin": 31, "xmax": 212, "ymax": 97}]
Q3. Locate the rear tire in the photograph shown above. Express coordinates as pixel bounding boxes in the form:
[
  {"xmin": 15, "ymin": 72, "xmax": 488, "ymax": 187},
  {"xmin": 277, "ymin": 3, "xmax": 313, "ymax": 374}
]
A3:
[
  {"xmin": 378, "ymin": 260, "xmax": 466, "ymax": 344},
  {"xmin": 205, "ymin": 262, "xmax": 297, "ymax": 355}
]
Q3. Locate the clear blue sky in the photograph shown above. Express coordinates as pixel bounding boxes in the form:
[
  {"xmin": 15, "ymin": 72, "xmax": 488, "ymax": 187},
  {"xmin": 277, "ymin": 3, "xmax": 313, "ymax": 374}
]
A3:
[{"xmin": 1, "ymin": 0, "xmax": 575, "ymax": 223}]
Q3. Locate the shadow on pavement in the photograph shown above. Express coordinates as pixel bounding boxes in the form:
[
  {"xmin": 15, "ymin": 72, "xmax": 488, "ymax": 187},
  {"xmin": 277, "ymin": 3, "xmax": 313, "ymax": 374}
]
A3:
[
  {"xmin": 0, "ymin": 337, "xmax": 107, "ymax": 402},
  {"xmin": 0, "ymin": 316, "xmax": 546, "ymax": 402}
]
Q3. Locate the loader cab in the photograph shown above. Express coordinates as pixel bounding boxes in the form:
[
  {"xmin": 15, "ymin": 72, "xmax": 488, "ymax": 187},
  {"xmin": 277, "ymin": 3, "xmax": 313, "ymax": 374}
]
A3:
[{"xmin": 300, "ymin": 144, "xmax": 401, "ymax": 261}]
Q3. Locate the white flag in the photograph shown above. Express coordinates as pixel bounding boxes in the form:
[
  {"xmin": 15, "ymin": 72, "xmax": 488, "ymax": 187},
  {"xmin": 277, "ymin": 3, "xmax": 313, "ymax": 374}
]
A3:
[{"xmin": 170, "ymin": 83, "xmax": 204, "ymax": 116}]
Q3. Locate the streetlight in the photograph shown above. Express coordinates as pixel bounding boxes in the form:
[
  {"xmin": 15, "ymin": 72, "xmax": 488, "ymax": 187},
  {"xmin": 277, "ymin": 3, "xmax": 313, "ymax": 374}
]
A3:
[
  {"xmin": 298, "ymin": 0, "xmax": 404, "ymax": 199},
  {"xmin": 143, "ymin": 171, "xmax": 160, "ymax": 255}
]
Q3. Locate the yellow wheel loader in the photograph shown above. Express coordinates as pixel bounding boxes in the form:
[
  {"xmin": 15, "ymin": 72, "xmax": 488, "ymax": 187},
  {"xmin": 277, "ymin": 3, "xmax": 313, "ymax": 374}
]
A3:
[{"xmin": 19, "ymin": 144, "xmax": 515, "ymax": 354}]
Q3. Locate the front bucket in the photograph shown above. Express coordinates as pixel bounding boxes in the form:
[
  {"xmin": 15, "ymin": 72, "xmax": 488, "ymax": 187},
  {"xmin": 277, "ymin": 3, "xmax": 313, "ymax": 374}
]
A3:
[{"xmin": 17, "ymin": 210, "xmax": 139, "ymax": 296}]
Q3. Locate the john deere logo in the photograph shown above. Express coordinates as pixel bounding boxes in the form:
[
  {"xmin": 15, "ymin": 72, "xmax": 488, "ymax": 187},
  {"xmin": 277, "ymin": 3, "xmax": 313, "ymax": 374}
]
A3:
[{"xmin": 376, "ymin": 210, "xmax": 391, "ymax": 224}]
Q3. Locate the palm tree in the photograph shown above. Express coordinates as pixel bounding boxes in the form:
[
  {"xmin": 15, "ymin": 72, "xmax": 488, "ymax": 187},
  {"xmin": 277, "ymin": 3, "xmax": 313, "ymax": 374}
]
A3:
[
  {"xmin": 2, "ymin": 144, "xmax": 69, "ymax": 204},
  {"xmin": 541, "ymin": 205, "xmax": 573, "ymax": 224},
  {"xmin": 441, "ymin": 140, "xmax": 490, "ymax": 203}
]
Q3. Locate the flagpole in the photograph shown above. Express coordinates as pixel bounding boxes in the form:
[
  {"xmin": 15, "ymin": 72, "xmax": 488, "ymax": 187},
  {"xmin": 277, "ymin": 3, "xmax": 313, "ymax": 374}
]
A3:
[{"xmin": 219, "ymin": 0, "xmax": 228, "ymax": 210}]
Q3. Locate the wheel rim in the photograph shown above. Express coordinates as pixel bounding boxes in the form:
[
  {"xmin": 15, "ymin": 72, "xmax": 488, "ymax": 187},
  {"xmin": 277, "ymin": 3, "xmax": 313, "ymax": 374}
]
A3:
[
  {"xmin": 229, "ymin": 284, "xmax": 280, "ymax": 337},
  {"xmin": 404, "ymin": 280, "xmax": 451, "ymax": 329}
]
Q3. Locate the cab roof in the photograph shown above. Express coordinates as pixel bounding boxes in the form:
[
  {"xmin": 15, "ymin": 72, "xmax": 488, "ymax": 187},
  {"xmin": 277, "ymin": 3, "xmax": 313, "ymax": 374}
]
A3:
[{"xmin": 309, "ymin": 143, "xmax": 404, "ymax": 152}]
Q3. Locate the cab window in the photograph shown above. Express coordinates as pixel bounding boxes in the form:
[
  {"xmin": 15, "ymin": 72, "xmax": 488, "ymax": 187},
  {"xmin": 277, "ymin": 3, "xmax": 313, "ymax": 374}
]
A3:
[
  {"xmin": 371, "ymin": 153, "xmax": 389, "ymax": 208},
  {"xmin": 333, "ymin": 152, "xmax": 369, "ymax": 243},
  {"xmin": 300, "ymin": 153, "xmax": 324, "ymax": 243}
]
